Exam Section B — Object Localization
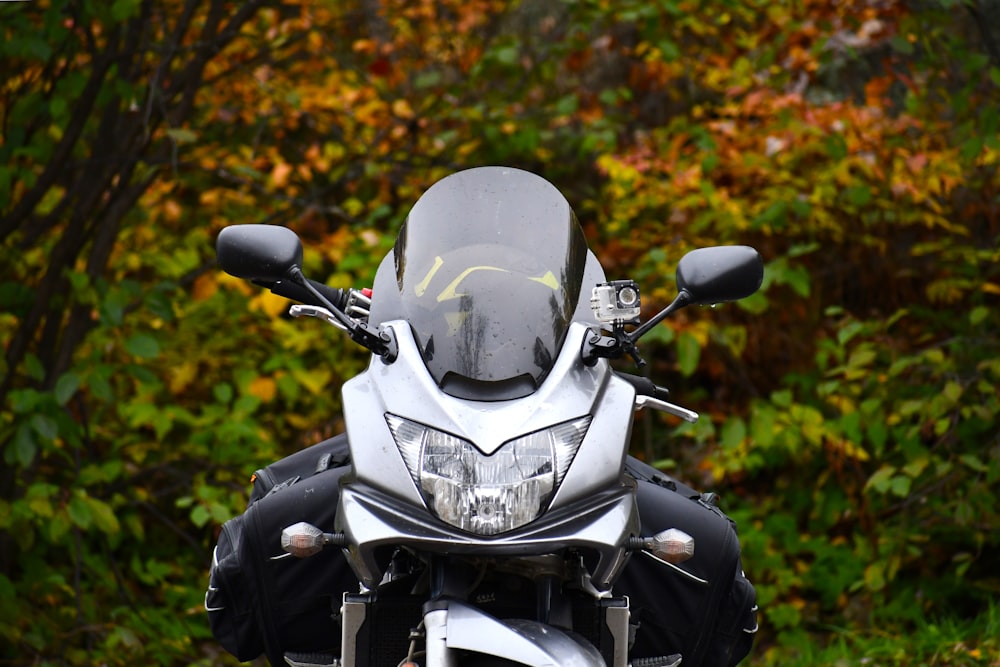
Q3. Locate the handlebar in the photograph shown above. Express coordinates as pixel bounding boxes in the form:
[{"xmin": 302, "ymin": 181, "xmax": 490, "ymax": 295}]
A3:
[
  {"xmin": 253, "ymin": 278, "xmax": 348, "ymax": 311},
  {"xmin": 615, "ymin": 372, "xmax": 670, "ymax": 401}
]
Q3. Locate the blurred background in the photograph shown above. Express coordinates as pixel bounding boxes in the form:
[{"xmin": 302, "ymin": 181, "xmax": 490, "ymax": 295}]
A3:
[{"xmin": 1, "ymin": 0, "xmax": 998, "ymax": 664}]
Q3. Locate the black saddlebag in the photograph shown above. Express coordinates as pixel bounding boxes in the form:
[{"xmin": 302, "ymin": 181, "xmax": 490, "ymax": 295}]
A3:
[
  {"xmin": 206, "ymin": 435, "xmax": 357, "ymax": 666},
  {"xmin": 621, "ymin": 457, "xmax": 758, "ymax": 667},
  {"xmin": 207, "ymin": 436, "xmax": 757, "ymax": 667}
]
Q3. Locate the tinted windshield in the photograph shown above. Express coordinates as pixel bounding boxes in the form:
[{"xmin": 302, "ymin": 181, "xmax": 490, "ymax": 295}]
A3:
[{"xmin": 369, "ymin": 167, "xmax": 594, "ymax": 400}]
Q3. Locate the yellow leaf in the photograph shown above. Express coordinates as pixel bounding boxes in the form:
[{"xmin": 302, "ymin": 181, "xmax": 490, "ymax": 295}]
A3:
[
  {"xmin": 392, "ymin": 99, "xmax": 415, "ymax": 120},
  {"xmin": 169, "ymin": 361, "xmax": 199, "ymax": 394},
  {"xmin": 248, "ymin": 376, "xmax": 277, "ymax": 402},
  {"xmin": 218, "ymin": 272, "xmax": 252, "ymax": 296},
  {"xmin": 250, "ymin": 291, "xmax": 288, "ymax": 317},
  {"xmin": 291, "ymin": 367, "xmax": 332, "ymax": 395},
  {"xmin": 192, "ymin": 273, "xmax": 218, "ymax": 301},
  {"xmin": 200, "ymin": 189, "xmax": 221, "ymax": 206}
]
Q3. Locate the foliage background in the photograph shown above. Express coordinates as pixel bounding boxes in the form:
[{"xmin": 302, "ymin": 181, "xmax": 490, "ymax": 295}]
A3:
[{"xmin": 1, "ymin": 0, "xmax": 998, "ymax": 665}]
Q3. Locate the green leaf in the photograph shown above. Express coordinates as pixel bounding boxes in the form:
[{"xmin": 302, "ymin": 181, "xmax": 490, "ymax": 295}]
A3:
[
  {"xmin": 735, "ymin": 290, "xmax": 768, "ymax": 314},
  {"xmin": 125, "ymin": 334, "xmax": 160, "ymax": 359},
  {"xmin": 54, "ymin": 372, "xmax": 80, "ymax": 405},
  {"xmin": 99, "ymin": 293, "xmax": 127, "ymax": 325},
  {"xmin": 970, "ymin": 306, "xmax": 989, "ymax": 327},
  {"xmin": 844, "ymin": 185, "xmax": 873, "ymax": 207},
  {"xmin": 493, "ymin": 44, "xmax": 518, "ymax": 66},
  {"xmin": 67, "ymin": 496, "xmax": 92, "ymax": 530},
  {"xmin": 750, "ymin": 403, "xmax": 777, "ymax": 448},
  {"xmin": 787, "ymin": 242, "xmax": 819, "ymax": 258},
  {"xmin": 11, "ymin": 424, "xmax": 36, "ymax": 468},
  {"xmin": 27, "ymin": 492, "xmax": 53, "ymax": 519},
  {"xmin": 554, "ymin": 95, "xmax": 579, "ymax": 116},
  {"xmin": 941, "ymin": 381, "xmax": 962, "ymax": 405},
  {"xmin": 87, "ymin": 368, "xmax": 113, "ymax": 402},
  {"xmin": 779, "ymin": 263, "xmax": 810, "ymax": 297},
  {"xmin": 676, "ymin": 332, "xmax": 701, "ymax": 377},
  {"xmin": 837, "ymin": 321, "xmax": 865, "ymax": 346},
  {"xmin": 24, "ymin": 353, "xmax": 45, "ymax": 381},
  {"xmin": 847, "ymin": 346, "xmax": 877, "ymax": 370},
  {"xmin": 866, "ymin": 465, "xmax": 896, "ymax": 494},
  {"xmin": 889, "ymin": 475, "xmax": 911, "ymax": 498},
  {"xmin": 210, "ymin": 503, "xmax": 233, "ymax": 524},
  {"xmin": 771, "ymin": 389, "xmax": 793, "ymax": 408},
  {"xmin": 959, "ymin": 454, "xmax": 989, "ymax": 473},
  {"xmin": 84, "ymin": 497, "xmax": 121, "ymax": 535},
  {"xmin": 890, "ymin": 34, "xmax": 914, "ymax": 55},
  {"xmin": 190, "ymin": 505, "xmax": 211, "ymax": 528},
  {"xmin": 864, "ymin": 561, "xmax": 886, "ymax": 591},
  {"xmin": 990, "ymin": 67, "xmax": 1000, "ymax": 88},
  {"xmin": 213, "ymin": 382, "xmax": 234, "ymax": 404},
  {"xmin": 767, "ymin": 602, "xmax": 803, "ymax": 629},
  {"xmin": 165, "ymin": 128, "xmax": 198, "ymax": 144},
  {"xmin": 902, "ymin": 458, "xmax": 929, "ymax": 478},
  {"xmin": 720, "ymin": 417, "xmax": 746, "ymax": 450},
  {"xmin": 47, "ymin": 514, "xmax": 71, "ymax": 544},
  {"xmin": 754, "ymin": 201, "xmax": 787, "ymax": 229},
  {"xmin": 414, "ymin": 71, "xmax": 442, "ymax": 89}
]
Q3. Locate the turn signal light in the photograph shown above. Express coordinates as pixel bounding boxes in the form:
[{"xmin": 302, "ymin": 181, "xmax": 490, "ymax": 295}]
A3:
[
  {"xmin": 647, "ymin": 528, "xmax": 695, "ymax": 564},
  {"xmin": 280, "ymin": 522, "xmax": 346, "ymax": 558}
]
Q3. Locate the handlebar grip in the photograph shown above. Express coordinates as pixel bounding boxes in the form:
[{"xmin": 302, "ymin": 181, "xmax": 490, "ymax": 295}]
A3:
[
  {"xmin": 253, "ymin": 278, "xmax": 347, "ymax": 310},
  {"xmin": 615, "ymin": 372, "xmax": 670, "ymax": 401},
  {"xmin": 307, "ymin": 279, "xmax": 348, "ymax": 310}
]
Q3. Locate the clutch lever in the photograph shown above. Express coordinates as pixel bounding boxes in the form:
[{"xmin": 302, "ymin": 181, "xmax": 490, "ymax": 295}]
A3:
[{"xmin": 289, "ymin": 304, "xmax": 348, "ymax": 331}]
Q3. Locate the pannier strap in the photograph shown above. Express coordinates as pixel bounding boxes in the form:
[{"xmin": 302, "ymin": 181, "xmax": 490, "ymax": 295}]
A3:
[
  {"xmin": 284, "ymin": 651, "xmax": 341, "ymax": 667},
  {"xmin": 265, "ymin": 475, "xmax": 301, "ymax": 498},
  {"xmin": 315, "ymin": 451, "xmax": 350, "ymax": 474}
]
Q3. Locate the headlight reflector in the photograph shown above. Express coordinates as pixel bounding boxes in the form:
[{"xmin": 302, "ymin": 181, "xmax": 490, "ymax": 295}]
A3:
[{"xmin": 386, "ymin": 414, "xmax": 591, "ymax": 536}]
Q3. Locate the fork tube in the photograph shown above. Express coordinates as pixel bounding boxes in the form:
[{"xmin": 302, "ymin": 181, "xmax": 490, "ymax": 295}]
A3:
[{"xmin": 423, "ymin": 605, "xmax": 458, "ymax": 667}]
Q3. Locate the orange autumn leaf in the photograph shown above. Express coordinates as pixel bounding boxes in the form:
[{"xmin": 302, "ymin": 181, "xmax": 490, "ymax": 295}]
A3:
[{"xmin": 248, "ymin": 376, "xmax": 277, "ymax": 402}]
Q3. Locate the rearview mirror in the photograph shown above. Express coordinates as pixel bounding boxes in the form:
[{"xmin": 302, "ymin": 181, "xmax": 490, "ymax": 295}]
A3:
[
  {"xmin": 216, "ymin": 224, "xmax": 303, "ymax": 282},
  {"xmin": 676, "ymin": 246, "xmax": 763, "ymax": 306}
]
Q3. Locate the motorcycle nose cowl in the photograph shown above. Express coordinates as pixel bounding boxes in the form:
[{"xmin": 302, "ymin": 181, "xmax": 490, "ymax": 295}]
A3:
[{"xmin": 336, "ymin": 478, "xmax": 637, "ymax": 591}]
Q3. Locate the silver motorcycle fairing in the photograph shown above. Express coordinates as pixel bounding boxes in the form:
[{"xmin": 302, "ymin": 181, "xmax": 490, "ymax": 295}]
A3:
[
  {"xmin": 341, "ymin": 321, "xmax": 636, "ymax": 509},
  {"xmin": 424, "ymin": 599, "xmax": 607, "ymax": 667},
  {"xmin": 337, "ymin": 321, "xmax": 640, "ymax": 588}
]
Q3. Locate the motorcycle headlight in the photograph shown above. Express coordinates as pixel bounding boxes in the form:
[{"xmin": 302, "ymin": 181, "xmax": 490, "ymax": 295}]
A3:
[{"xmin": 386, "ymin": 414, "xmax": 591, "ymax": 536}]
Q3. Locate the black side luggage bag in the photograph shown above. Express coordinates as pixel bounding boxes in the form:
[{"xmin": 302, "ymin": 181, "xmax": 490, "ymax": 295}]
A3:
[
  {"xmin": 206, "ymin": 435, "xmax": 356, "ymax": 666},
  {"xmin": 621, "ymin": 457, "xmax": 758, "ymax": 667}
]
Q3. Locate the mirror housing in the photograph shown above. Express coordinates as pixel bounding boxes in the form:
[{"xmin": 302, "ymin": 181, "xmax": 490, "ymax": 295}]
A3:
[
  {"xmin": 216, "ymin": 224, "xmax": 303, "ymax": 282},
  {"xmin": 676, "ymin": 246, "xmax": 763, "ymax": 306}
]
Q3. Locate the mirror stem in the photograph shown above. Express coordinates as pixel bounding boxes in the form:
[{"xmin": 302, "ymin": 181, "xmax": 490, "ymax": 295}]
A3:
[
  {"xmin": 628, "ymin": 291, "xmax": 691, "ymax": 344},
  {"xmin": 287, "ymin": 266, "xmax": 357, "ymax": 331}
]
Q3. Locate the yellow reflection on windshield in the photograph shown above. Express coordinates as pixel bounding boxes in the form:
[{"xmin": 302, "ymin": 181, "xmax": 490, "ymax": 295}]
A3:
[
  {"xmin": 437, "ymin": 266, "xmax": 510, "ymax": 302},
  {"xmin": 414, "ymin": 256, "xmax": 444, "ymax": 297},
  {"xmin": 416, "ymin": 258, "xmax": 562, "ymax": 303},
  {"xmin": 528, "ymin": 270, "xmax": 559, "ymax": 291}
]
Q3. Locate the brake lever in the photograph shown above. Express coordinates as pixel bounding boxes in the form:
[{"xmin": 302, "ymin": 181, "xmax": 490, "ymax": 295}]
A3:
[{"xmin": 634, "ymin": 395, "xmax": 699, "ymax": 423}]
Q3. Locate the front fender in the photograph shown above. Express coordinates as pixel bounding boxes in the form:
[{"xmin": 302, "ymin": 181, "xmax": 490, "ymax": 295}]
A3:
[{"xmin": 425, "ymin": 599, "xmax": 606, "ymax": 667}]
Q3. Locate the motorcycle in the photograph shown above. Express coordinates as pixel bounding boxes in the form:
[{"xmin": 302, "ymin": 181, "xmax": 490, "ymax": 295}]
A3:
[{"xmin": 213, "ymin": 166, "xmax": 763, "ymax": 667}]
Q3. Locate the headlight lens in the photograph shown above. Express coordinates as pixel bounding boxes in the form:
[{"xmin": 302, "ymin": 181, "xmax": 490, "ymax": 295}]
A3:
[{"xmin": 386, "ymin": 414, "xmax": 591, "ymax": 536}]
